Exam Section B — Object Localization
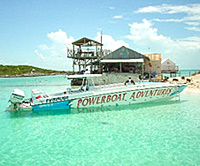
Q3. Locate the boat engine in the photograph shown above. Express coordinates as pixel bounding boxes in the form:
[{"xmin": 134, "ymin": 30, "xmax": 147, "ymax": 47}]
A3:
[{"xmin": 9, "ymin": 89, "xmax": 25, "ymax": 110}]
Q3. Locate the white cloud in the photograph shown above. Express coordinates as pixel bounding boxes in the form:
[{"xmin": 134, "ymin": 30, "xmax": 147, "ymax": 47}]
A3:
[
  {"xmin": 113, "ymin": 15, "xmax": 123, "ymax": 19},
  {"xmin": 185, "ymin": 22, "xmax": 200, "ymax": 26},
  {"xmin": 109, "ymin": 6, "xmax": 115, "ymax": 10},
  {"xmin": 185, "ymin": 26, "xmax": 200, "ymax": 32},
  {"xmin": 126, "ymin": 19, "xmax": 200, "ymax": 69},
  {"xmin": 47, "ymin": 29, "xmax": 74, "ymax": 47},
  {"xmin": 127, "ymin": 19, "xmax": 170, "ymax": 42},
  {"xmin": 34, "ymin": 29, "xmax": 74, "ymax": 71},
  {"xmin": 0, "ymin": 58, "xmax": 4, "ymax": 64},
  {"xmin": 94, "ymin": 32, "xmax": 129, "ymax": 51},
  {"xmin": 34, "ymin": 49, "xmax": 45, "ymax": 62},
  {"xmin": 135, "ymin": 4, "xmax": 200, "ymax": 32},
  {"xmin": 153, "ymin": 18, "xmax": 183, "ymax": 23},
  {"xmin": 135, "ymin": 4, "xmax": 200, "ymax": 15},
  {"xmin": 184, "ymin": 15, "xmax": 200, "ymax": 22}
]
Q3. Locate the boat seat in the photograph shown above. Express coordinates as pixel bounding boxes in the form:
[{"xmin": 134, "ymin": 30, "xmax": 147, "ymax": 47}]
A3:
[
  {"xmin": 66, "ymin": 88, "xmax": 71, "ymax": 94},
  {"xmin": 43, "ymin": 93, "xmax": 49, "ymax": 98},
  {"xmin": 79, "ymin": 86, "xmax": 89, "ymax": 92}
]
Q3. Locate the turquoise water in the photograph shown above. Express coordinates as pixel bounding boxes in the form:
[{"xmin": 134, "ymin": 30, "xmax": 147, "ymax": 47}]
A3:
[
  {"xmin": 0, "ymin": 76, "xmax": 200, "ymax": 166},
  {"xmin": 163, "ymin": 69, "xmax": 199, "ymax": 78},
  {"xmin": 178, "ymin": 70, "xmax": 199, "ymax": 76}
]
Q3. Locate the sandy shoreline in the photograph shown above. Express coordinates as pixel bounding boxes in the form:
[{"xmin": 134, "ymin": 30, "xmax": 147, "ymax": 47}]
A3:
[
  {"xmin": 183, "ymin": 87, "xmax": 200, "ymax": 94},
  {"xmin": 181, "ymin": 74, "xmax": 200, "ymax": 94}
]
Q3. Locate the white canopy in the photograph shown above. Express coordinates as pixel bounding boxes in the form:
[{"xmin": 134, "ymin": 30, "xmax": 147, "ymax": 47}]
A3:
[
  {"xmin": 66, "ymin": 74, "xmax": 102, "ymax": 79},
  {"xmin": 101, "ymin": 59, "xmax": 144, "ymax": 63}
]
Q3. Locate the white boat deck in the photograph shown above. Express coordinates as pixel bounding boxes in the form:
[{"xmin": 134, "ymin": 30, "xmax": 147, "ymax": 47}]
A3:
[
  {"xmin": 67, "ymin": 82, "xmax": 176, "ymax": 98},
  {"xmin": 95, "ymin": 82, "xmax": 174, "ymax": 91},
  {"xmin": 35, "ymin": 82, "xmax": 176, "ymax": 101}
]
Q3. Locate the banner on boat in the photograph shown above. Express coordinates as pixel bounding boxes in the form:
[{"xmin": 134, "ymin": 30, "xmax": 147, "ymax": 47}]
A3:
[{"xmin": 76, "ymin": 87, "xmax": 173, "ymax": 107}]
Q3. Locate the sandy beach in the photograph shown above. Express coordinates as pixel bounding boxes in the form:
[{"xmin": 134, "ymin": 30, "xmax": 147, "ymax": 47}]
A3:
[{"xmin": 182, "ymin": 74, "xmax": 200, "ymax": 94}]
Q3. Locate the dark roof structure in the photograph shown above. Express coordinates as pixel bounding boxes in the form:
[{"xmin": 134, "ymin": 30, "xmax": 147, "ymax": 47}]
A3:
[
  {"xmin": 72, "ymin": 37, "xmax": 103, "ymax": 46},
  {"xmin": 103, "ymin": 46, "xmax": 149, "ymax": 60}
]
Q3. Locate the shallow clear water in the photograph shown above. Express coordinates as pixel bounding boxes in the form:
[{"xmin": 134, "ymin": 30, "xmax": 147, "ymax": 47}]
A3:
[
  {"xmin": 0, "ymin": 76, "xmax": 200, "ymax": 166},
  {"xmin": 163, "ymin": 69, "xmax": 199, "ymax": 78}
]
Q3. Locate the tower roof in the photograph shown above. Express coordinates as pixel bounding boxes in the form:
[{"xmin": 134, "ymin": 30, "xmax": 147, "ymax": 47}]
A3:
[{"xmin": 72, "ymin": 37, "xmax": 103, "ymax": 46}]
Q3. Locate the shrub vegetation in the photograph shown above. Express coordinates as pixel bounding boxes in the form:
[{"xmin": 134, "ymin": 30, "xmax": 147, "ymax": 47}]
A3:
[{"xmin": 0, "ymin": 65, "xmax": 70, "ymax": 76}]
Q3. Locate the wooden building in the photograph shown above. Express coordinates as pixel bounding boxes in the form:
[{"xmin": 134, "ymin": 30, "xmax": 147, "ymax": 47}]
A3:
[
  {"xmin": 144, "ymin": 53, "xmax": 161, "ymax": 75},
  {"xmin": 161, "ymin": 58, "xmax": 179, "ymax": 73},
  {"xmin": 67, "ymin": 37, "xmax": 103, "ymax": 73},
  {"xmin": 100, "ymin": 46, "xmax": 150, "ymax": 74}
]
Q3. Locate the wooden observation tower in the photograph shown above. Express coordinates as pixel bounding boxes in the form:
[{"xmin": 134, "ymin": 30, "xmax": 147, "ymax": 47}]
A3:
[{"xmin": 67, "ymin": 37, "xmax": 103, "ymax": 73}]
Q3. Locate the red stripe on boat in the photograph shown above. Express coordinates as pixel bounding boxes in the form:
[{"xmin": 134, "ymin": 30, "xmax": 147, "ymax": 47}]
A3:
[{"xmin": 36, "ymin": 95, "xmax": 42, "ymax": 99}]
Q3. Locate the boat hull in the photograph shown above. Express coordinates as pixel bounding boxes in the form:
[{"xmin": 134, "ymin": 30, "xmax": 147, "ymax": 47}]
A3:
[{"xmin": 32, "ymin": 84, "xmax": 187, "ymax": 111}]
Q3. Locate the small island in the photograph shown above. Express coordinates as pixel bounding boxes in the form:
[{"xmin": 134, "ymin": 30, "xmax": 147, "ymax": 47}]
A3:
[{"xmin": 0, "ymin": 65, "xmax": 71, "ymax": 77}]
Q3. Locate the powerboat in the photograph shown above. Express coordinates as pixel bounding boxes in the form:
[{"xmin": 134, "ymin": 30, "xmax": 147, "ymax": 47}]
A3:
[{"xmin": 7, "ymin": 74, "xmax": 187, "ymax": 111}]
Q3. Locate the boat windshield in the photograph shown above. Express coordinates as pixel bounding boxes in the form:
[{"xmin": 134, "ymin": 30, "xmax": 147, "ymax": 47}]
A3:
[
  {"xmin": 66, "ymin": 74, "xmax": 101, "ymax": 92},
  {"xmin": 81, "ymin": 77, "xmax": 95, "ymax": 91}
]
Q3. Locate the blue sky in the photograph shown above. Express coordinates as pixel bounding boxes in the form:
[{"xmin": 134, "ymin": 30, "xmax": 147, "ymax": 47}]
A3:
[{"xmin": 0, "ymin": 0, "xmax": 199, "ymax": 70}]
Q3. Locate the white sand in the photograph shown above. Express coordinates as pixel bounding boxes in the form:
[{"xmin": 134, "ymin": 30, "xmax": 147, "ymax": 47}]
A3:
[{"xmin": 183, "ymin": 74, "xmax": 200, "ymax": 94}]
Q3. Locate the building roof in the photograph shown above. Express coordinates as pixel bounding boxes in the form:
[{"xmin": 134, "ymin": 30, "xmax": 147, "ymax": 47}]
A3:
[
  {"xmin": 161, "ymin": 58, "xmax": 175, "ymax": 64},
  {"xmin": 72, "ymin": 37, "xmax": 103, "ymax": 46},
  {"xmin": 103, "ymin": 46, "xmax": 149, "ymax": 60}
]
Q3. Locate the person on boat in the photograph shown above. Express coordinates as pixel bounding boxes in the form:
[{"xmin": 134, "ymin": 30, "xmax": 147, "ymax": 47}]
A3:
[
  {"xmin": 129, "ymin": 68, "xmax": 133, "ymax": 73},
  {"xmin": 124, "ymin": 77, "xmax": 135, "ymax": 85},
  {"xmin": 84, "ymin": 68, "xmax": 90, "ymax": 74},
  {"xmin": 80, "ymin": 78, "xmax": 89, "ymax": 91}
]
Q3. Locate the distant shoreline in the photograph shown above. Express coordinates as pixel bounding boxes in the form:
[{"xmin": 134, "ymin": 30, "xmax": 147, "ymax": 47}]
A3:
[
  {"xmin": 0, "ymin": 73, "xmax": 66, "ymax": 78},
  {"xmin": 0, "ymin": 65, "xmax": 70, "ymax": 78}
]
